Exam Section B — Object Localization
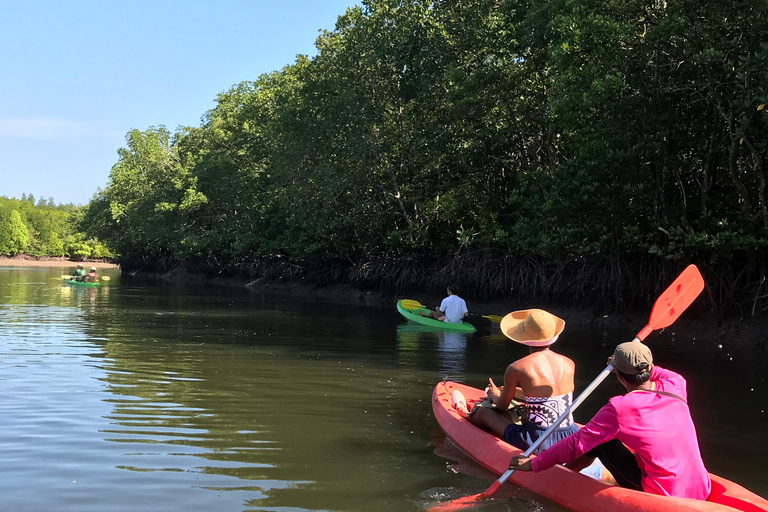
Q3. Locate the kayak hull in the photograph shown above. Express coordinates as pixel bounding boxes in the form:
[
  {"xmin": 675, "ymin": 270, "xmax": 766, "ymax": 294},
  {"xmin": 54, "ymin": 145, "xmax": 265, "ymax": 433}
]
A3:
[
  {"xmin": 432, "ymin": 381, "xmax": 768, "ymax": 512},
  {"xmin": 64, "ymin": 279, "xmax": 100, "ymax": 287},
  {"xmin": 397, "ymin": 300, "xmax": 476, "ymax": 333}
]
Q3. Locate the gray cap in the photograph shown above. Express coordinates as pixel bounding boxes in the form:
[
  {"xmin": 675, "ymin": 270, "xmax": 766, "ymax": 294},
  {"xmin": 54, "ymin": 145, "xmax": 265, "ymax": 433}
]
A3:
[{"xmin": 611, "ymin": 342, "xmax": 653, "ymax": 375}]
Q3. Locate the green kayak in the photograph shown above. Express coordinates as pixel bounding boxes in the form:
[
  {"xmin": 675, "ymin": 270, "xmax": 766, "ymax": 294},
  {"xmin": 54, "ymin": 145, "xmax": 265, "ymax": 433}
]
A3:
[
  {"xmin": 63, "ymin": 278, "xmax": 100, "ymax": 287},
  {"xmin": 396, "ymin": 299, "xmax": 476, "ymax": 333}
]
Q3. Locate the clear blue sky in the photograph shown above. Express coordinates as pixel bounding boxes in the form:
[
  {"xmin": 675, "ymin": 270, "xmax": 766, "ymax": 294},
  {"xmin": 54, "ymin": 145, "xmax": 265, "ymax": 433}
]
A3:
[{"xmin": 0, "ymin": 0, "xmax": 356, "ymax": 206}]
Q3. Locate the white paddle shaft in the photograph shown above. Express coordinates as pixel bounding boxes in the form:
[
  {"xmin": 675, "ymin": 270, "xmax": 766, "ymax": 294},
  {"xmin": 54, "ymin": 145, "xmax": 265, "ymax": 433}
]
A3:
[{"xmin": 494, "ymin": 335, "xmax": 641, "ymax": 487}]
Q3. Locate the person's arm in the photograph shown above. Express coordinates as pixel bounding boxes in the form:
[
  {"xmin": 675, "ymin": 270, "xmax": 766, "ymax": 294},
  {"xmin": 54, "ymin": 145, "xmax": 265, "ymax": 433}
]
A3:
[
  {"xmin": 512, "ymin": 402, "xmax": 621, "ymax": 472},
  {"xmin": 494, "ymin": 365, "xmax": 525, "ymax": 409},
  {"xmin": 535, "ymin": 402, "xmax": 619, "ymax": 471},
  {"xmin": 650, "ymin": 365, "xmax": 681, "ymax": 383},
  {"xmin": 650, "ymin": 365, "xmax": 687, "ymax": 398}
]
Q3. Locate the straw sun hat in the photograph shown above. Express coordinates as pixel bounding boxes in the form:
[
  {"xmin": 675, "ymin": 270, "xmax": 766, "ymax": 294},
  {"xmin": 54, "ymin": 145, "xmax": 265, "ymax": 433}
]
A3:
[{"xmin": 500, "ymin": 309, "xmax": 565, "ymax": 347}]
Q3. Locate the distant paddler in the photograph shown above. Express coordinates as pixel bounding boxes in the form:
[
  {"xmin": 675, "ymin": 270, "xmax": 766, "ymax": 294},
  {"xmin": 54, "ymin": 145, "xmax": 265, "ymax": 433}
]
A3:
[
  {"xmin": 418, "ymin": 284, "xmax": 469, "ymax": 324},
  {"xmin": 71, "ymin": 263, "xmax": 87, "ymax": 281},
  {"xmin": 85, "ymin": 266, "xmax": 98, "ymax": 283}
]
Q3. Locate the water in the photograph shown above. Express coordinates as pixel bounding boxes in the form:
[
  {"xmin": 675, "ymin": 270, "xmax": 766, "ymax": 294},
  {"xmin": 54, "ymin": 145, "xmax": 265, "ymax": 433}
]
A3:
[{"xmin": 0, "ymin": 267, "xmax": 765, "ymax": 512}]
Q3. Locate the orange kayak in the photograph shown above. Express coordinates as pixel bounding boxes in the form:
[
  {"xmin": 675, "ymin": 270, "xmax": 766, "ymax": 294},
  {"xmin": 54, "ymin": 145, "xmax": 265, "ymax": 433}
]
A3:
[{"xmin": 432, "ymin": 381, "xmax": 768, "ymax": 512}]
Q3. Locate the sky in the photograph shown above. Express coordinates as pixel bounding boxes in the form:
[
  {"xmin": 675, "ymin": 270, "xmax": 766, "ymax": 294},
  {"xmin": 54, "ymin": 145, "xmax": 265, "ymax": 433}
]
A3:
[{"xmin": 0, "ymin": 0, "xmax": 356, "ymax": 206}]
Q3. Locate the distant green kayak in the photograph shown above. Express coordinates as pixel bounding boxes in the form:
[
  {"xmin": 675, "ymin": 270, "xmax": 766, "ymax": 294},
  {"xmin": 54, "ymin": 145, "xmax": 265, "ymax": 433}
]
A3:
[
  {"xmin": 396, "ymin": 299, "xmax": 476, "ymax": 333},
  {"xmin": 63, "ymin": 279, "xmax": 100, "ymax": 288}
]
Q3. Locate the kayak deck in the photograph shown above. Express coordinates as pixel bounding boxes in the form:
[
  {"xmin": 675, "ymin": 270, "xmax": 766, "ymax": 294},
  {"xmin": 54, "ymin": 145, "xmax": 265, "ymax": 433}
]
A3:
[
  {"xmin": 397, "ymin": 300, "xmax": 476, "ymax": 333},
  {"xmin": 432, "ymin": 381, "xmax": 768, "ymax": 512}
]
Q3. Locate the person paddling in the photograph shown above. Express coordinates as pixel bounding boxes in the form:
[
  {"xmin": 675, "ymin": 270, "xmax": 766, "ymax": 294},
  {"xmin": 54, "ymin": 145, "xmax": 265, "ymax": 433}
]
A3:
[
  {"xmin": 72, "ymin": 263, "xmax": 87, "ymax": 281},
  {"xmin": 458, "ymin": 309, "xmax": 579, "ymax": 453},
  {"xmin": 420, "ymin": 284, "xmax": 469, "ymax": 324},
  {"xmin": 510, "ymin": 341, "xmax": 711, "ymax": 500},
  {"xmin": 85, "ymin": 266, "xmax": 98, "ymax": 283}
]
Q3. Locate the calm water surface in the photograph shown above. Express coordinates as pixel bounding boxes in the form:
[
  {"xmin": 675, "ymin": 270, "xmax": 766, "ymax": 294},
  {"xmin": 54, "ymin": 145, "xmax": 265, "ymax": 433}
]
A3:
[{"xmin": 0, "ymin": 267, "xmax": 765, "ymax": 512}]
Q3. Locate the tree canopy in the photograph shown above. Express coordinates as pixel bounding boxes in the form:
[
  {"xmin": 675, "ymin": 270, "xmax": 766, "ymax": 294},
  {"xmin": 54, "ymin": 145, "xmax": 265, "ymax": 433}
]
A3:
[
  {"xmin": 81, "ymin": 0, "xmax": 768, "ymax": 314},
  {"xmin": 0, "ymin": 196, "xmax": 111, "ymax": 260}
]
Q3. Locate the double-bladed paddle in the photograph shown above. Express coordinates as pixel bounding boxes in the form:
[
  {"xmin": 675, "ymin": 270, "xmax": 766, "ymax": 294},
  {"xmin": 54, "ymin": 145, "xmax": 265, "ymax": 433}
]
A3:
[
  {"xmin": 400, "ymin": 299, "xmax": 502, "ymax": 323},
  {"xmin": 427, "ymin": 264, "xmax": 705, "ymax": 512},
  {"xmin": 400, "ymin": 299, "xmax": 429, "ymax": 311},
  {"xmin": 58, "ymin": 274, "xmax": 111, "ymax": 281}
]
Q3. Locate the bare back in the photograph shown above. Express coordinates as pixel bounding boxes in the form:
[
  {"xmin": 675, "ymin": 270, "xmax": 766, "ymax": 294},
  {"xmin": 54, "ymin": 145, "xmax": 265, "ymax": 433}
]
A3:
[{"xmin": 505, "ymin": 348, "xmax": 575, "ymax": 398}]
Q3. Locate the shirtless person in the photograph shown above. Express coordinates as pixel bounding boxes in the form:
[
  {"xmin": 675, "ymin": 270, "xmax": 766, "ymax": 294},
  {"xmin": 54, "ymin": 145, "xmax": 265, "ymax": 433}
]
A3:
[{"xmin": 461, "ymin": 309, "xmax": 578, "ymax": 453}]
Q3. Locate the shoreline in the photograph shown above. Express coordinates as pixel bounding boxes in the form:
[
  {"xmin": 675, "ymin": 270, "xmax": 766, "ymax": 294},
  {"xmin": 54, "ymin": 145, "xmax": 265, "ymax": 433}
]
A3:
[
  {"xmin": 128, "ymin": 266, "xmax": 768, "ymax": 347},
  {"xmin": 0, "ymin": 255, "xmax": 119, "ymax": 269}
]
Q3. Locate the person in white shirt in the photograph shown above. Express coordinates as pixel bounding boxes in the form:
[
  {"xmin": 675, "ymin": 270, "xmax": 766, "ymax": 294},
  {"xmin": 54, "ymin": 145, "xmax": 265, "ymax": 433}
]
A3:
[{"xmin": 421, "ymin": 285, "xmax": 469, "ymax": 324}]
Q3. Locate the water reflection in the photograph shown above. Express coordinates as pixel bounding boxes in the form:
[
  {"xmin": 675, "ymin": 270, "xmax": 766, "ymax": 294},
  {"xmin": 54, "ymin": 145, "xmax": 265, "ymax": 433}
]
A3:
[
  {"xmin": 395, "ymin": 323, "xmax": 472, "ymax": 376},
  {"xmin": 0, "ymin": 267, "xmax": 766, "ymax": 512}
]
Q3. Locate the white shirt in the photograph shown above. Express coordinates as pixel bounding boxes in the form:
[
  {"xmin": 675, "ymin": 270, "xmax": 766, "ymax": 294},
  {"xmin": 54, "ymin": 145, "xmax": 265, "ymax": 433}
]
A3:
[{"xmin": 440, "ymin": 295, "xmax": 468, "ymax": 324}]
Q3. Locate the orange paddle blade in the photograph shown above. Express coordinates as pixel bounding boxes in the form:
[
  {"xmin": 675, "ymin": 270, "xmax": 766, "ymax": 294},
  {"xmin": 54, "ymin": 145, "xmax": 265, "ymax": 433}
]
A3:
[
  {"xmin": 637, "ymin": 265, "xmax": 705, "ymax": 340},
  {"xmin": 649, "ymin": 264, "xmax": 704, "ymax": 329},
  {"xmin": 427, "ymin": 492, "xmax": 485, "ymax": 512}
]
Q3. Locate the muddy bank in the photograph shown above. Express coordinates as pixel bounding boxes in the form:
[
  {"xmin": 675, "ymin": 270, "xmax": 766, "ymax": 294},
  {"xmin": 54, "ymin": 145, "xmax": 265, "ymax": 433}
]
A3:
[
  {"xmin": 125, "ymin": 266, "xmax": 768, "ymax": 347},
  {"xmin": 0, "ymin": 255, "xmax": 119, "ymax": 269}
]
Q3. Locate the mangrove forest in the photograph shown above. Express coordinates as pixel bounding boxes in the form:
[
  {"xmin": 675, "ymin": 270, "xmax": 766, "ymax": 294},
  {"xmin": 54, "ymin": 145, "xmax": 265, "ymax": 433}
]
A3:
[
  {"xmin": 78, "ymin": 0, "xmax": 768, "ymax": 316},
  {"xmin": 0, "ymin": 195, "xmax": 111, "ymax": 261}
]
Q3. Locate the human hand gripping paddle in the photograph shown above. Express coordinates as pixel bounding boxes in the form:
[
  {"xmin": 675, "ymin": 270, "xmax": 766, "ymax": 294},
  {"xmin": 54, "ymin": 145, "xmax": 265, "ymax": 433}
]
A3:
[{"xmin": 427, "ymin": 264, "xmax": 705, "ymax": 512}]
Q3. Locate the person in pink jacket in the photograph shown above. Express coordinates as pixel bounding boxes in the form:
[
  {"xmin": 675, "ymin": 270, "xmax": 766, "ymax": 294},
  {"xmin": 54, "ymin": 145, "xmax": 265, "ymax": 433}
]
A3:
[{"xmin": 510, "ymin": 341, "xmax": 711, "ymax": 500}]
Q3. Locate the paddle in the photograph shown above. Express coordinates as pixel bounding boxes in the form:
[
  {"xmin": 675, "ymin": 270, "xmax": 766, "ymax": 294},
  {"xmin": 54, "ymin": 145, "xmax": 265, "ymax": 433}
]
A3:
[
  {"xmin": 400, "ymin": 299, "xmax": 429, "ymax": 310},
  {"xmin": 427, "ymin": 264, "xmax": 705, "ymax": 512},
  {"xmin": 401, "ymin": 300, "xmax": 502, "ymax": 323},
  {"xmin": 58, "ymin": 274, "xmax": 111, "ymax": 281}
]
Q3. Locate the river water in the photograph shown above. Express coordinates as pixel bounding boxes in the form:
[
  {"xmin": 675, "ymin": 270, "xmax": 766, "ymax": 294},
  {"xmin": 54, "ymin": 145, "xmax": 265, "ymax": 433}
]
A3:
[{"xmin": 0, "ymin": 267, "xmax": 765, "ymax": 512}]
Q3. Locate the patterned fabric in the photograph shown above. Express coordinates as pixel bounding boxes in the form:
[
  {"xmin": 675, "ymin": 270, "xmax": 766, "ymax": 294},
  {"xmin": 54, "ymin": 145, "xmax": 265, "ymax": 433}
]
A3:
[{"xmin": 524, "ymin": 392, "xmax": 574, "ymax": 427}]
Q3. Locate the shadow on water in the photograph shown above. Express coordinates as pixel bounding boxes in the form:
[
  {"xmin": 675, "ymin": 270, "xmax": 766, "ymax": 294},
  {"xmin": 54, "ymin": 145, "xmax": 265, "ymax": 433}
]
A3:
[{"xmin": 0, "ymin": 268, "xmax": 766, "ymax": 512}]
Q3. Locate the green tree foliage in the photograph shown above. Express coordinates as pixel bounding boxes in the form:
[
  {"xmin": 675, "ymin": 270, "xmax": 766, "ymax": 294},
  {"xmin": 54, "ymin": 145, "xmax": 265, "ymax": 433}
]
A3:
[
  {"xmin": 0, "ymin": 209, "xmax": 30, "ymax": 255},
  {"xmin": 82, "ymin": 0, "xmax": 768, "ymax": 270},
  {"xmin": 0, "ymin": 196, "xmax": 112, "ymax": 259}
]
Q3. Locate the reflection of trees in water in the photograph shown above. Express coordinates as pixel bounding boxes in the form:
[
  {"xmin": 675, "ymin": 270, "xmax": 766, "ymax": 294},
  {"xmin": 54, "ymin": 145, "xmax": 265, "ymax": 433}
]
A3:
[
  {"xmin": 95, "ymin": 324, "xmax": 282, "ymax": 485},
  {"xmin": 89, "ymin": 297, "xmax": 412, "ymax": 509},
  {"xmin": 0, "ymin": 268, "xmax": 95, "ymax": 329},
  {"xmin": 0, "ymin": 268, "xmax": 118, "ymax": 331}
]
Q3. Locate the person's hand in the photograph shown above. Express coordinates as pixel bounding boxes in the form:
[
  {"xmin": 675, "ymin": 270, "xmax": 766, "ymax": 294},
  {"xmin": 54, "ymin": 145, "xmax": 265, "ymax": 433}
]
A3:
[
  {"xmin": 485, "ymin": 378, "xmax": 501, "ymax": 403},
  {"xmin": 509, "ymin": 454, "xmax": 534, "ymax": 471},
  {"xmin": 607, "ymin": 354, "xmax": 616, "ymax": 373}
]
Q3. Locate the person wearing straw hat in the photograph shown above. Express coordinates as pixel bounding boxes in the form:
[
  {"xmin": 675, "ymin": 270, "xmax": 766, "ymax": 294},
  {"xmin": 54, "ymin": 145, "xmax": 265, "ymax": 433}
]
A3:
[
  {"xmin": 509, "ymin": 341, "xmax": 711, "ymax": 500},
  {"xmin": 460, "ymin": 308, "xmax": 579, "ymax": 453}
]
